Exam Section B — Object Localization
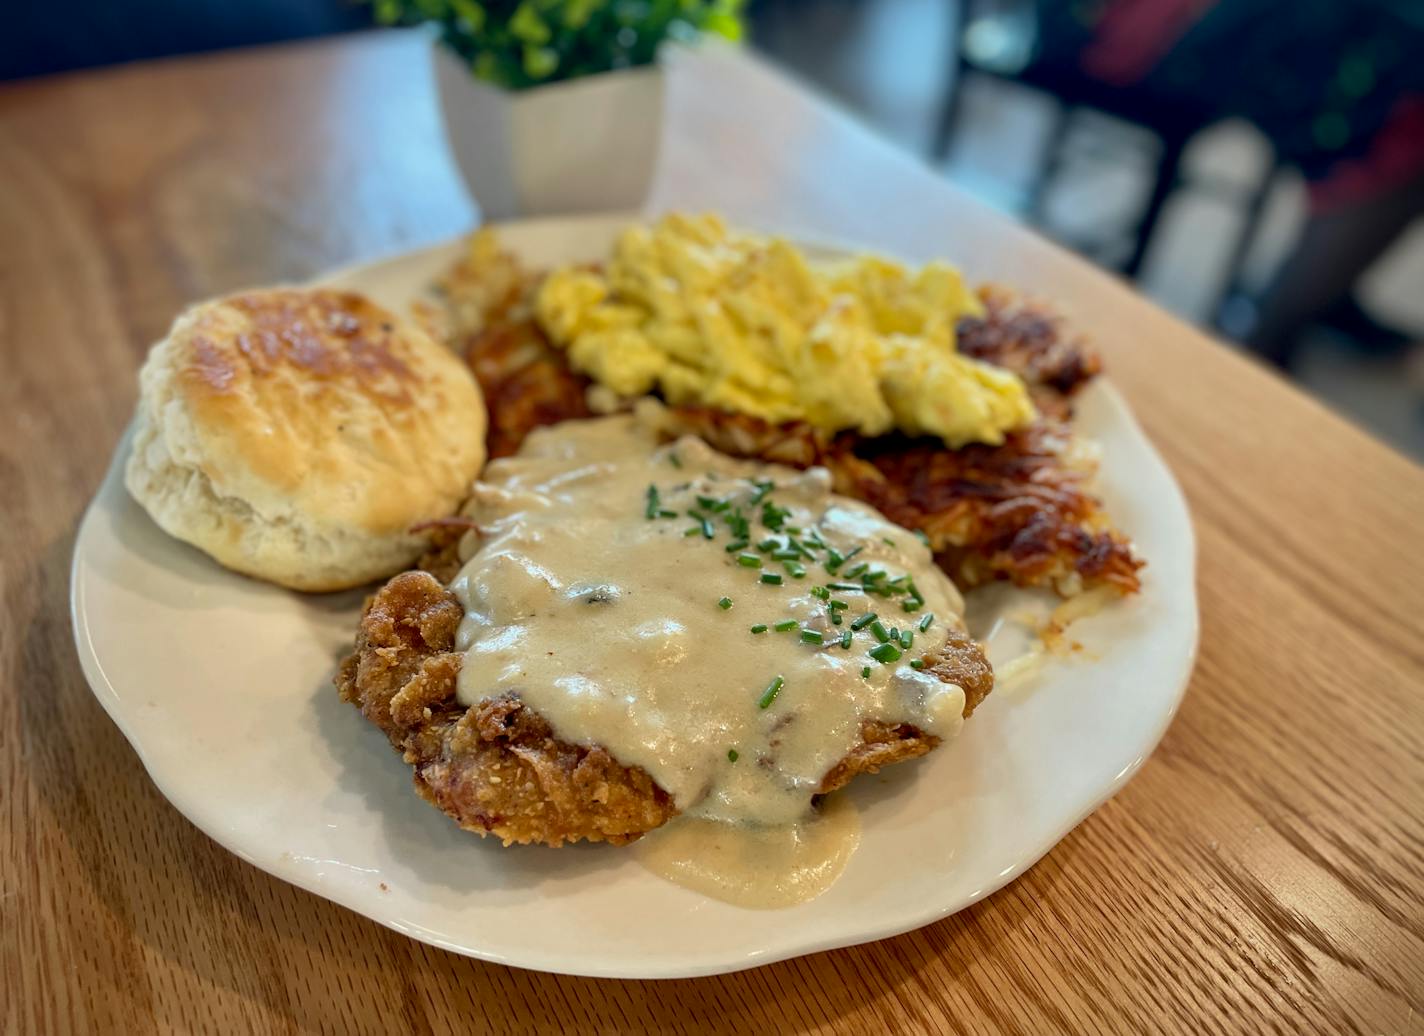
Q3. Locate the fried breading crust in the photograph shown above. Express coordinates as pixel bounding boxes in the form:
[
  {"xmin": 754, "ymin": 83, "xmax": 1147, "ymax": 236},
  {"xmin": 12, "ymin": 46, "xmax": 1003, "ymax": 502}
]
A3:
[
  {"xmin": 338, "ymin": 571, "xmax": 994, "ymax": 847},
  {"xmin": 337, "ymin": 570, "xmax": 675, "ymax": 846},
  {"xmin": 818, "ymin": 626, "xmax": 994, "ymax": 793}
]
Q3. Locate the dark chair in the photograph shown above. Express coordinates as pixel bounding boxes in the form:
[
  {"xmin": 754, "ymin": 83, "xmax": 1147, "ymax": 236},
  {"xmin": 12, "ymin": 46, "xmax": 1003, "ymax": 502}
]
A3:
[{"xmin": 933, "ymin": 0, "xmax": 1279, "ymax": 299}]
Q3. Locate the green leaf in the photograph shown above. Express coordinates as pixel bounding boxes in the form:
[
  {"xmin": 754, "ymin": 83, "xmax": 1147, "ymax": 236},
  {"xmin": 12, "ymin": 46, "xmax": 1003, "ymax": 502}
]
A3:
[
  {"xmin": 450, "ymin": 0, "xmax": 485, "ymax": 31},
  {"xmin": 509, "ymin": 2, "xmax": 552, "ymax": 44},
  {"xmin": 472, "ymin": 50, "xmax": 502, "ymax": 83},
  {"xmin": 523, "ymin": 44, "xmax": 560, "ymax": 80},
  {"xmin": 370, "ymin": 0, "xmax": 743, "ymax": 89},
  {"xmin": 562, "ymin": 0, "xmax": 603, "ymax": 30},
  {"xmin": 703, "ymin": 10, "xmax": 741, "ymax": 40},
  {"xmin": 372, "ymin": 0, "xmax": 404, "ymax": 25}
]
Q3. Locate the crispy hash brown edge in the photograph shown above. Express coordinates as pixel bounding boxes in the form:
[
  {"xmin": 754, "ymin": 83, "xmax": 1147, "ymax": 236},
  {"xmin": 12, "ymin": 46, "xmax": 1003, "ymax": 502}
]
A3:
[
  {"xmin": 656, "ymin": 408, "xmax": 1143, "ymax": 595},
  {"xmin": 337, "ymin": 569, "xmax": 994, "ymax": 847}
]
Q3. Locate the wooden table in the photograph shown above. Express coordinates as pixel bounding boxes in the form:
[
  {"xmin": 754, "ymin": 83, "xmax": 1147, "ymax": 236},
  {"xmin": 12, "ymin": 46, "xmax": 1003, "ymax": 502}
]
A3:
[{"xmin": 3, "ymin": 30, "xmax": 1421, "ymax": 1035}]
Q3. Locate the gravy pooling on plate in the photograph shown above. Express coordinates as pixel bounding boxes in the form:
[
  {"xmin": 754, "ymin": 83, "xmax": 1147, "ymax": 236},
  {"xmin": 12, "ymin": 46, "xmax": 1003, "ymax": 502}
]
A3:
[{"xmin": 448, "ymin": 414, "xmax": 974, "ymax": 903}]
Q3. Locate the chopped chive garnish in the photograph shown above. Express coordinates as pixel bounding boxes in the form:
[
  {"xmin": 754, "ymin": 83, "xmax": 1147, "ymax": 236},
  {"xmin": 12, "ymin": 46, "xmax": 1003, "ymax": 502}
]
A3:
[
  {"xmin": 683, "ymin": 526, "xmax": 702, "ymax": 537},
  {"xmin": 772, "ymin": 549, "xmax": 801, "ymax": 561},
  {"xmin": 901, "ymin": 630, "xmax": 913, "ymax": 649},
  {"xmin": 737, "ymin": 553, "xmax": 762, "ymax": 568},
  {"xmin": 784, "ymin": 561, "xmax": 806, "ymax": 579},
  {"xmin": 824, "ymin": 548, "xmax": 845, "ymax": 573},
  {"xmin": 810, "ymin": 586, "xmax": 830, "ymax": 600},
  {"xmin": 841, "ymin": 546, "xmax": 863, "ymax": 565},
  {"xmin": 750, "ymin": 623, "xmax": 768, "ymax": 634},
  {"xmin": 725, "ymin": 508, "xmax": 750, "ymax": 539},
  {"xmin": 828, "ymin": 599, "xmax": 849, "ymax": 611},
  {"xmin": 748, "ymin": 480, "xmax": 775, "ymax": 505},
  {"xmin": 757, "ymin": 537, "xmax": 779, "ymax": 552},
  {"xmin": 757, "ymin": 675, "xmax": 785, "ymax": 709},
  {"xmin": 773, "ymin": 619, "xmax": 797, "ymax": 632},
  {"xmin": 909, "ymin": 659, "xmax": 925, "ymax": 670},
  {"xmin": 699, "ymin": 517, "xmax": 715, "ymax": 538},
  {"xmin": 725, "ymin": 539, "xmax": 750, "ymax": 553},
  {"xmin": 728, "ymin": 748, "xmax": 739, "ymax": 761},
  {"xmin": 839, "ymin": 630, "xmax": 852, "ymax": 649},
  {"xmin": 861, "ymin": 666, "xmax": 872, "ymax": 678},
  {"xmin": 870, "ymin": 620, "xmax": 890, "ymax": 643},
  {"xmin": 697, "ymin": 495, "xmax": 730, "ymax": 512},
  {"xmin": 658, "ymin": 509, "xmax": 677, "ymax": 519},
  {"xmin": 914, "ymin": 529, "xmax": 931, "ymax": 546},
  {"xmin": 882, "ymin": 537, "xmax": 896, "ymax": 547},
  {"xmin": 845, "ymin": 562, "xmax": 868, "ymax": 579},
  {"xmin": 761, "ymin": 502, "xmax": 790, "ymax": 530},
  {"xmin": 718, "ymin": 597, "xmax": 733, "ymax": 610},
  {"xmin": 760, "ymin": 572, "xmax": 783, "ymax": 585},
  {"xmin": 831, "ymin": 611, "xmax": 843, "ymax": 625},
  {"xmin": 800, "ymin": 629, "xmax": 824, "ymax": 645},
  {"xmin": 861, "ymin": 568, "xmax": 887, "ymax": 585},
  {"xmin": 851, "ymin": 612, "xmax": 878, "ymax": 631},
  {"xmin": 899, "ymin": 577, "xmax": 922, "ymax": 611},
  {"xmin": 668, "ymin": 452, "xmax": 682, "ymax": 468},
  {"xmin": 869, "ymin": 643, "xmax": 902, "ymax": 664},
  {"xmin": 827, "ymin": 582, "xmax": 862, "ymax": 592},
  {"xmin": 918, "ymin": 613, "xmax": 934, "ymax": 632},
  {"xmin": 644, "ymin": 484, "xmax": 661, "ymax": 519}
]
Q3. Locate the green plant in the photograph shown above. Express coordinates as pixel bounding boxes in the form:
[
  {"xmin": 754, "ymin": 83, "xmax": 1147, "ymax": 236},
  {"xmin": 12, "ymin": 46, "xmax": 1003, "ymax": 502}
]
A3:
[{"xmin": 370, "ymin": 0, "xmax": 744, "ymax": 90}]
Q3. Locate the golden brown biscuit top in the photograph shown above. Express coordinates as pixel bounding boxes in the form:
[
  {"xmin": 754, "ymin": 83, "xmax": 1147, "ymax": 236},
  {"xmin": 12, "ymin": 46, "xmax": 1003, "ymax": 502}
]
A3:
[
  {"xmin": 185, "ymin": 290, "xmax": 417, "ymax": 403},
  {"xmin": 160, "ymin": 288, "xmax": 485, "ymax": 538}
]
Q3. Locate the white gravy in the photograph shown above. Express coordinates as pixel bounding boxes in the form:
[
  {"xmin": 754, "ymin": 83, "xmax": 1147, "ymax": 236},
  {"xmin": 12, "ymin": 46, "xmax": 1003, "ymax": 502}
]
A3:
[
  {"xmin": 632, "ymin": 794, "xmax": 862, "ymax": 909},
  {"xmin": 450, "ymin": 415, "xmax": 970, "ymax": 905}
]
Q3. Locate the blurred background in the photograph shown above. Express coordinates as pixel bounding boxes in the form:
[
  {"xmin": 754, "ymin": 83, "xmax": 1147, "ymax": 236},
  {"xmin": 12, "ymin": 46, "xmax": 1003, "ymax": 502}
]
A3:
[{"xmin": 4, "ymin": 0, "xmax": 1423, "ymax": 458}]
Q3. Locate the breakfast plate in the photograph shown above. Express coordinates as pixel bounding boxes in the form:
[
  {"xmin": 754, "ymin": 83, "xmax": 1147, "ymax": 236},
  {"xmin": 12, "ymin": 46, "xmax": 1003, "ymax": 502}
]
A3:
[{"xmin": 70, "ymin": 214, "xmax": 1197, "ymax": 979}]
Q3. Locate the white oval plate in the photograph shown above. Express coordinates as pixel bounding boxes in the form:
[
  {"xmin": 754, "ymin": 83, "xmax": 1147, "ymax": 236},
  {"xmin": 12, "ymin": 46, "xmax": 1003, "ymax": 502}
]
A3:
[{"xmin": 70, "ymin": 215, "xmax": 1197, "ymax": 979}]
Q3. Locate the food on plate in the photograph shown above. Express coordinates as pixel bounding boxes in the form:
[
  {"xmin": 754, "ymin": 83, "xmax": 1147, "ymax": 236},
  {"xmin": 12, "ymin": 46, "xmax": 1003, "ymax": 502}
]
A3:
[
  {"xmin": 324, "ymin": 213, "xmax": 1142, "ymax": 907},
  {"xmin": 125, "ymin": 288, "xmax": 487, "ymax": 591},
  {"xmin": 956, "ymin": 284, "xmax": 1103, "ymax": 420},
  {"xmin": 436, "ymin": 219, "xmax": 1141, "ymax": 596},
  {"xmin": 653, "ymin": 407, "xmax": 1138, "ymax": 595},
  {"xmin": 535, "ymin": 212, "xmax": 1035, "ymax": 448},
  {"xmin": 337, "ymin": 416, "xmax": 993, "ymax": 897}
]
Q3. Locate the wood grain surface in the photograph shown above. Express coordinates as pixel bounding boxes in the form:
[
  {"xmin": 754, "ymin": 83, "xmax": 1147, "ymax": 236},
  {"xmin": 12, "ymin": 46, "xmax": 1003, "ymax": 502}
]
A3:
[{"xmin": 3, "ymin": 30, "xmax": 1422, "ymax": 1035}]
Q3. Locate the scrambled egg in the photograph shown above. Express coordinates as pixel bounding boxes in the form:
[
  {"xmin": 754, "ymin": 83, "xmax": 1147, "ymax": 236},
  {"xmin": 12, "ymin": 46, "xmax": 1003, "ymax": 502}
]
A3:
[{"xmin": 536, "ymin": 213, "xmax": 1035, "ymax": 447}]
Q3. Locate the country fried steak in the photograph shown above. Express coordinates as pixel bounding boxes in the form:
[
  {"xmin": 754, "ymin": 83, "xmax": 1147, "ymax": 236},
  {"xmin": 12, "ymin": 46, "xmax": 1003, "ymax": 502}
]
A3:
[
  {"xmin": 439, "ymin": 241, "xmax": 1141, "ymax": 595},
  {"xmin": 337, "ymin": 570, "xmax": 994, "ymax": 847},
  {"xmin": 337, "ymin": 570, "xmax": 674, "ymax": 846}
]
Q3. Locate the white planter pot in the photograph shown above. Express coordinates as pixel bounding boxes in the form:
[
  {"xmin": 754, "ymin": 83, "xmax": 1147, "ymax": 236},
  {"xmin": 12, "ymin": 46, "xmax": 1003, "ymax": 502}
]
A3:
[{"xmin": 431, "ymin": 40, "xmax": 663, "ymax": 220}]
